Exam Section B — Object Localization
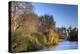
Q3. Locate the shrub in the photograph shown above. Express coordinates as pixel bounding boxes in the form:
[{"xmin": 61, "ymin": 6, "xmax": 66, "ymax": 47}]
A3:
[
  {"xmin": 47, "ymin": 28, "xmax": 59, "ymax": 46},
  {"xmin": 11, "ymin": 32, "xmax": 46, "ymax": 52},
  {"xmin": 10, "ymin": 30, "xmax": 59, "ymax": 52}
]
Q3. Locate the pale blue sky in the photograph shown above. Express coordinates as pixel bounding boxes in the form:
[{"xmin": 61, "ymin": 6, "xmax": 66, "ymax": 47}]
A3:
[{"xmin": 32, "ymin": 3, "xmax": 78, "ymax": 28}]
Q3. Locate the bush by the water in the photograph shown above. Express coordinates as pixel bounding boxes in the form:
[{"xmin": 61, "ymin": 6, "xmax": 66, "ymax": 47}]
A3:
[
  {"xmin": 47, "ymin": 28, "xmax": 59, "ymax": 45},
  {"xmin": 11, "ymin": 30, "xmax": 59, "ymax": 52}
]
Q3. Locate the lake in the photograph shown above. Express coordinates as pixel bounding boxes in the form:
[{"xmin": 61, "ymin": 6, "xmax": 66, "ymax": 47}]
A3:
[{"xmin": 39, "ymin": 40, "xmax": 78, "ymax": 51}]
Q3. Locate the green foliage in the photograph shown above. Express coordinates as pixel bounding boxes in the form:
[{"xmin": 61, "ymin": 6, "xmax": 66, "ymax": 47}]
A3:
[
  {"xmin": 11, "ymin": 32, "xmax": 28, "ymax": 52},
  {"xmin": 31, "ymin": 32, "xmax": 47, "ymax": 46},
  {"xmin": 11, "ymin": 32, "xmax": 44, "ymax": 52},
  {"xmin": 11, "ymin": 31, "xmax": 59, "ymax": 52}
]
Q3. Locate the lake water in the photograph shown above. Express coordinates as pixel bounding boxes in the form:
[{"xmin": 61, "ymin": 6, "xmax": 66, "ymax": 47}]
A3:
[{"xmin": 39, "ymin": 41, "xmax": 78, "ymax": 51}]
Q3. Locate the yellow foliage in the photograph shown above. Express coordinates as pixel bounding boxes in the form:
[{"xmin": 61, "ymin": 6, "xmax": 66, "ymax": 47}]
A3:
[{"xmin": 48, "ymin": 28, "xmax": 59, "ymax": 45}]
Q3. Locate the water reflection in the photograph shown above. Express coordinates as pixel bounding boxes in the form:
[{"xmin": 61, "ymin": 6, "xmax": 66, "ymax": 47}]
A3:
[{"xmin": 39, "ymin": 41, "xmax": 78, "ymax": 51}]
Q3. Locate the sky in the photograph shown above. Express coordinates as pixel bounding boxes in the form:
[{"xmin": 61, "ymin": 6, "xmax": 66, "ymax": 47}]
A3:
[{"xmin": 32, "ymin": 2, "xmax": 78, "ymax": 28}]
